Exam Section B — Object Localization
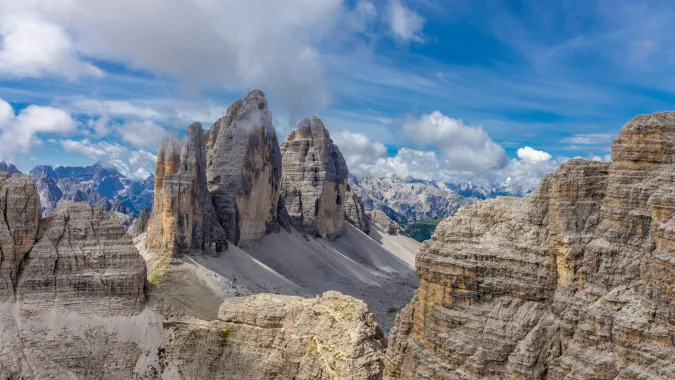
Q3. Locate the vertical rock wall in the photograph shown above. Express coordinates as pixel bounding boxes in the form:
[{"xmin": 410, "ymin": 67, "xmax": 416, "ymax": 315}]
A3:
[
  {"xmin": 206, "ymin": 90, "xmax": 282, "ymax": 246},
  {"xmin": 146, "ymin": 123, "xmax": 227, "ymax": 255},
  {"xmin": 280, "ymin": 116, "xmax": 349, "ymax": 238}
]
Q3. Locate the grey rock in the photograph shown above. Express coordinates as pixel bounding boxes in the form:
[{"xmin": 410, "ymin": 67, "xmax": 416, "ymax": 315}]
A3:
[
  {"xmin": 369, "ymin": 210, "xmax": 404, "ymax": 235},
  {"xmin": 280, "ymin": 116, "xmax": 349, "ymax": 239},
  {"xmin": 345, "ymin": 184, "xmax": 370, "ymax": 234},
  {"xmin": 147, "ymin": 123, "xmax": 227, "ymax": 255},
  {"xmin": 206, "ymin": 89, "xmax": 282, "ymax": 246},
  {"xmin": 129, "ymin": 208, "xmax": 150, "ymax": 237},
  {"xmin": 0, "ymin": 173, "xmax": 41, "ymax": 300}
]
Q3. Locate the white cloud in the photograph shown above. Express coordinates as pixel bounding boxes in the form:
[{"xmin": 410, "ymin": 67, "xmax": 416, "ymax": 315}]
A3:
[
  {"xmin": 331, "ymin": 129, "xmax": 388, "ymax": 171},
  {"xmin": 560, "ymin": 133, "xmax": 614, "ymax": 145},
  {"xmin": 0, "ymin": 98, "xmax": 77, "ymax": 159},
  {"xmin": 402, "ymin": 111, "xmax": 507, "ymax": 172},
  {"xmin": 517, "ymin": 146, "xmax": 552, "ymax": 163},
  {"xmin": 1, "ymin": 0, "xmax": 382, "ymax": 116},
  {"xmin": 333, "ymin": 126, "xmax": 564, "ymax": 188},
  {"xmin": 0, "ymin": 15, "xmax": 102, "ymax": 79},
  {"xmin": 118, "ymin": 120, "xmax": 168, "ymax": 150},
  {"xmin": 388, "ymin": 0, "xmax": 425, "ymax": 42},
  {"xmin": 58, "ymin": 138, "xmax": 156, "ymax": 180}
]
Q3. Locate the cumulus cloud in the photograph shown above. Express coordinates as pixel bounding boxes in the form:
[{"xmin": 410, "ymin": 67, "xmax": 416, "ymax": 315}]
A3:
[
  {"xmin": 402, "ymin": 111, "xmax": 507, "ymax": 172},
  {"xmin": 0, "ymin": 0, "xmax": 383, "ymax": 116},
  {"xmin": 59, "ymin": 138, "xmax": 156, "ymax": 179},
  {"xmin": 517, "ymin": 146, "xmax": 552, "ymax": 163},
  {"xmin": 388, "ymin": 0, "xmax": 425, "ymax": 42},
  {"xmin": 331, "ymin": 129, "xmax": 388, "ymax": 171},
  {"xmin": 332, "ymin": 124, "xmax": 565, "ymax": 188},
  {"xmin": 0, "ymin": 98, "xmax": 76, "ymax": 159},
  {"xmin": 0, "ymin": 15, "xmax": 103, "ymax": 79}
]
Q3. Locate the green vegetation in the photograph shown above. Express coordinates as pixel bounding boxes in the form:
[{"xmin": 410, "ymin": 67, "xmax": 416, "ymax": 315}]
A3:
[
  {"xmin": 148, "ymin": 256, "xmax": 171, "ymax": 287},
  {"xmin": 218, "ymin": 327, "xmax": 234, "ymax": 347},
  {"xmin": 404, "ymin": 218, "xmax": 443, "ymax": 242}
]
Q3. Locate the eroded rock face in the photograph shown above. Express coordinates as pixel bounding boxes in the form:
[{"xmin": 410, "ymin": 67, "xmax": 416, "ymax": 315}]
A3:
[
  {"xmin": 370, "ymin": 210, "xmax": 404, "ymax": 235},
  {"xmin": 0, "ymin": 173, "xmax": 41, "ymax": 300},
  {"xmin": 206, "ymin": 89, "xmax": 282, "ymax": 246},
  {"xmin": 164, "ymin": 291, "xmax": 386, "ymax": 379},
  {"xmin": 147, "ymin": 123, "xmax": 227, "ymax": 255},
  {"xmin": 16, "ymin": 202, "xmax": 147, "ymax": 315},
  {"xmin": 280, "ymin": 116, "xmax": 349, "ymax": 238},
  {"xmin": 385, "ymin": 113, "xmax": 675, "ymax": 379}
]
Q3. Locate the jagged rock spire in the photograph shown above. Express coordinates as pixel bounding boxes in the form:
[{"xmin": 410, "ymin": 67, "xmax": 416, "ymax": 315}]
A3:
[
  {"xmin": 146, "ymin": 123, "xmax": 226, "ymax": 255},
  {"xmin": 205, "ymin": 89, "xmax": 282, "ymax": 246},
  {"xmin": 280, "ymin": 116, "xmax": 349, "ymax": 239}
]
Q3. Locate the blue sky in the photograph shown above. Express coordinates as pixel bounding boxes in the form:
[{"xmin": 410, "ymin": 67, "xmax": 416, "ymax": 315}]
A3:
[{"xmin": 0, "ymin": 0, "xmax": 672, "ymax": 186}]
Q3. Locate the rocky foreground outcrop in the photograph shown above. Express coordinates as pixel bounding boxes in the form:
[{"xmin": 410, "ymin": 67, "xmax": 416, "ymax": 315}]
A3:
[
  {"xmin": 280, "ymin": 116, "xmax": 349, "ymax": 238},
  {"xmin": 164, "ymin": 292, "xmax": 386, "ymax": 379},
  {"xmin": 206, "ymin": 89, "xmax": 283, "ymax": 246},
  {"xmin": 146, "ymin": 123, "xmax": 227, "ymax": 256},
  {"xmin": 385, "ymin": 113, "xmax": 675, "ymax": 379}
]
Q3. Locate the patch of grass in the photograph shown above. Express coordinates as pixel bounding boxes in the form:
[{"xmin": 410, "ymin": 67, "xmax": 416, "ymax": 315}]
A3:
[
  {"xmin": 148, "ymin": 256, "xmax": 171, "ymax": 287},
  {"xmin": 308, "ymin": 336, "xmax": 319, "ymax": 354},
  {"xmin": 218, "ymin": 327, "xmax": 234, "ymax": 347}
]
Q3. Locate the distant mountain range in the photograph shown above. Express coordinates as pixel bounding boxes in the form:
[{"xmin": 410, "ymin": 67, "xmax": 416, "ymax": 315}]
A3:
[
  {"xmin": 1, "ymin": 161, "xmax": 155, "ymax": 226},
  {"xmin": 349, "ymin": 174, "xmax": 530, "ymax": 224},
  {"xmin": 0, "ymin": 160, "xmax": 530, "ymax": 234}
]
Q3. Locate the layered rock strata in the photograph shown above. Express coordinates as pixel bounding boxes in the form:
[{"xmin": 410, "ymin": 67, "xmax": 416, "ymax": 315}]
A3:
[
  {"xmin": 206, "ymin": 89, "xmax": 282, "ymax": 246},
  {"xmin": 147, "ymin": 123, "xmax": 227, "ymax": 255},
  {"xmin": 280, "ymin": 116, "xmax": 349, "ymax": 238},
  {"xmin": 345, "ymin": 184, "xmax": 370, "ymax": 234},
  {"xmin": 385, "ymin": 113, "xmax": 675, "ymax": 379}
]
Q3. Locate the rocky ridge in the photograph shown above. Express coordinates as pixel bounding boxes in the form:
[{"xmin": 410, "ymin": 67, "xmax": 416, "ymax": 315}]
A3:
[
  {"xmin": 385, "ymin": 112, "xmax": 675, "ymax": 379},
  {"xmin": 280, "ymin": 116, "xmax": 349, "ymax": 239}
]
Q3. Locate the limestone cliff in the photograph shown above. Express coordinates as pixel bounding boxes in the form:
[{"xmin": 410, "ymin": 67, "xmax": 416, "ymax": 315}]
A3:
[
  {"xmin": 385, "ymin": 112, "xmax": 675, "ymax": 379},
  {"xmin": 280, "ymin": 116, "xmax": 349, "ymax": 238},
  {"xmin": 146, "ymin": 123, "xmax": 227, "ymax": 255},
  {"xmin": 0, "ymin": 173, "xmax": 41, "ymax": 300},
  {"xmin": 345, "ymin": 184, "xmax": 370, "ymax": 234},
  {"xmin": 206, "ymin": 89, "xmax": 282, "ymax": 246}
]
